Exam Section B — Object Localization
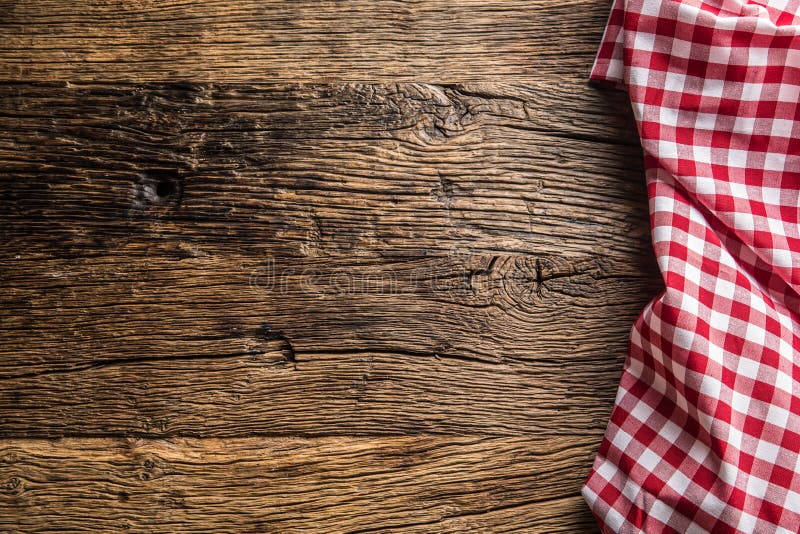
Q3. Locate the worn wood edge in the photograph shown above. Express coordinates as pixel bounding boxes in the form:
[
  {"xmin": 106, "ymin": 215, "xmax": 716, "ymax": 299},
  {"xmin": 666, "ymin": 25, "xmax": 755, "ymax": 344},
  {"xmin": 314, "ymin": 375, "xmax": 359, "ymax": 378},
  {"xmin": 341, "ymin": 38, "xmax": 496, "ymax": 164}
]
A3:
[{"xmin": 0, "ymin": 434, "xmax": 599, "ymax": 532}]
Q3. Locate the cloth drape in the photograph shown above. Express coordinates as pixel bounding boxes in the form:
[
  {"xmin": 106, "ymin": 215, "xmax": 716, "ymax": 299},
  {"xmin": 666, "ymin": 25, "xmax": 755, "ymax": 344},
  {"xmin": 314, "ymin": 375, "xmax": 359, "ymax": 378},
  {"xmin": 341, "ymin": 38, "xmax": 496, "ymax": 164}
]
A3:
[{"xmin": 583, "ymin": 0, "xmax": 800, "ymax": 531}]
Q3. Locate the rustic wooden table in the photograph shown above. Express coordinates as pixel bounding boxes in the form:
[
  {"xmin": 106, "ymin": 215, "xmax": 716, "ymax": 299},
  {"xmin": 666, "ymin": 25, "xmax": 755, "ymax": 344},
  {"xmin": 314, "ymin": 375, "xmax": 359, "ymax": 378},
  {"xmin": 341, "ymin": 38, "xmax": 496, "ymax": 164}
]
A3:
[{"xmin": 0, "ymin": 1, "xmax": 664, "ymax": 531}]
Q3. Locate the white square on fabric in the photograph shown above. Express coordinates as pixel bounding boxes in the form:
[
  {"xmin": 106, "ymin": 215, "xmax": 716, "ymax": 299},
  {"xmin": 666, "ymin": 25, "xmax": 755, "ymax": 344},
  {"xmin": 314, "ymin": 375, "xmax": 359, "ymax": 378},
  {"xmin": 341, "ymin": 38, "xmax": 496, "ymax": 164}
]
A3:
[
  {"xmin": 733, "ymin": 116, "xmax": 755, "ymax": 135},
  {"xmin": 783, "ymin": 491, "xmax": 800, "ymax": 514},
  {"xmin": 714, "ymin": 278, "xmax": 736, "ymax": 300},
  {"xmin": 701, "ymin": 78, "xmax": 725, "ymax": 98},
  {"xmin": 687, "ymin": 233, "xmax": 706, "ymax": 257},
  {"xmin": 733, "ymin": 211, "xmax": 756, "ymax": 232},
  {"xmin": 747, "ymin": 48, "xmax": 770, "ymax": 67},
  {"xmin": 640, "ymin": 0, "xmax": 663, "ymax": 16},
  {"xmin": 708, "ymin": 45, "xmax": 732, "ymax": 65},
  {"xmin": 707, "ymin": 340, "xmax": 725, "ymax": 364},
  {"xmin": 745, "ymin": 475, "xmax": 770, "ymax": 500},
  {"xmin": 736, "ymin": 357, "xmax": 760, "ymax": 380},
  {"xmin": 687, "ymin": 440, "xmax": 711, "ymax": 466},
  {"xmin": 761, "ymin": 186, "xmax": 782, "ymax": 206},
  {"xmin": 672, "ymin": 326, "xmax": 696, "ymax": 351},
  {"xmin": 732, "ymin": 391, "xmax": 753, "ymax": 416},
  {"xmin": 676, "ymin": 2, "xmax": 701, "ymax": 24},
  {"xmin": 699, "ymin": 491, "xmax": 729, "ymax": 524},
  {"xmin": 736, "ymin": 511, "xmax": 760, "ymax": 534},
  {"xmin": 765, "ymin": 404, "xmax": 791, "ymax": 429},
  {"xmin": 775, "ymin": 370, "xmax": 793, "ymax": 395},
  {"xmin": 638, "ymin": 448, "xmax": 662, "ymax": 472},
  {"xmin": 650, "ymin": 501, "xmax": 681, "ymax": 530},
  {"xmin": 683, "ymin": 263, "xmax": 703, "ymax": 287},
  {"xmin": 700, "ymin": 375, "xmax": 722, "ymax": 399},
  {"xmin": 771, "ymin": 119, "xmax": 794, "ymax": 138},
  {"xmin": 771, "ymin": 248, "xmax": 793, "ymax": 269},
  {"xmin": 741, "ymin": 82, "xmax": 765, "ymax": 101},
  {"xmin": 764, "ymin": 152, "xmax": 788, "ymax": 172},
  {"xmin": 744, "ymin": 322, "xmax": 767, "ymax": 346},
  {"xmin": 727, "ymin": 426, "xmax": 745, "ymax": 452},
  {"xmin": 666, "ymin": 470, "xmax": 692, "ymax": 495},
  {"xmin": 596, "ymin": 459, "xmax": 619, "ymax": 484},
  {"xmin": 755, "ymin": 439, "xmax": 782, "ymax": 465},
  {"xmin": 728, "ymin": 149, "xmax": 749, "ymax": 168},
  {"xmin": 666, "ymin": 73, "xmax": 688, "ymax": 93},
  {"xmin": 659, "ymin": 140, "xmax": 679, "ymax": 160},
  {"xmin": 660, "ymin": 106, "xmax": 680, "ymax": 127},
  {"xmin": 629, "ymin": 66, "xmax": 651, "ymax": 88},
  {"xmin": 693, "ymin": 145, "xmax": 713, "ymax": 165},
  {"xmin": 653, "ymin": 225, "xmax": 674, "ymax": 244},
  {"xmin": 695, "ymin": 112, "xmax": 719, "ymax": 131},
  {"xmin": 729, "ymin": 181, "xmax": 748, "ymax": 199},
  {"xmin": 634, "ymin": 32, "xmax": 657, "ymax": 53}
]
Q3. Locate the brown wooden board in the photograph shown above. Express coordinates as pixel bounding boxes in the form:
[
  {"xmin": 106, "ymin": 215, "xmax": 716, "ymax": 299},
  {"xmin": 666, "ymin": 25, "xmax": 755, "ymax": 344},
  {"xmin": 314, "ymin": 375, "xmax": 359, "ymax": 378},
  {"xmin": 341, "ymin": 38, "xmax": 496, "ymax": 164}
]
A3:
[
  {"xmin": 0, "ymin": 1, "xmax": 654, "ymax": 530},
  {"xmin": 0, "ymin": 435, "xmax": 599, "ymax": 532},
  {"xmin": 1, "ymin": 0, "xmax": 610, "ymax": 82}
]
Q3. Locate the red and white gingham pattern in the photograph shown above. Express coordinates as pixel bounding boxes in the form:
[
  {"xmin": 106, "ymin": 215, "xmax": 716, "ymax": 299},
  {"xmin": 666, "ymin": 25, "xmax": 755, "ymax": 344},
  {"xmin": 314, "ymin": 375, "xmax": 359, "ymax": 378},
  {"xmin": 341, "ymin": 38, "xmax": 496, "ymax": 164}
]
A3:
[{"xmin": 583, "ymin": 0, "xmax": 800, "ymax": 531}]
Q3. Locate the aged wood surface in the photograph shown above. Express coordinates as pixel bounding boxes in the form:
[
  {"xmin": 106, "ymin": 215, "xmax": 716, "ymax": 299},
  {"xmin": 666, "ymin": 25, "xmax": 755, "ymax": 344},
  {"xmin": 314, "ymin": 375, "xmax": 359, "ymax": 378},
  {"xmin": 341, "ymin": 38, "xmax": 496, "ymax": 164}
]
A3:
[
  {"xmin": 0, "ymin": 1, "xmax": 659, "ymax": 531},
  {"xmin": 1, "ymin": 83, "xmax": 655, "ymax": 379},
  {"xmin": 0, "ymin": 0, "xmax": 608, "ymax": 82},
  {"xmin": 0, "ymin": 436, "xmax": 598, "ymax": 532},
  {"xmin": 1, "ymin": 82, "xmax": 641, "ymax": 259}
]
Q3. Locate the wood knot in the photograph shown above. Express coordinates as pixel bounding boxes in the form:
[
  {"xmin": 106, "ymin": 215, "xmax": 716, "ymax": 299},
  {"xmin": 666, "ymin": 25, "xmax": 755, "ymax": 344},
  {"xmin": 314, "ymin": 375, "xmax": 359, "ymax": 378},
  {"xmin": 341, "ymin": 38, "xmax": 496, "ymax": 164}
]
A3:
[
  {"xmin": 155, "ymin": 177, "xmax": 177, "ymax": 198},
  {"xmin": 4, "ymin": 476, "xmax": 23, "ymax": 495},
  {"xmin": 131, "ymin": 170, "xmax": 184, "ymax": 213},
  {"xmin": 135, "ymin": 455, "xmax": 165, "ymax": 481}
]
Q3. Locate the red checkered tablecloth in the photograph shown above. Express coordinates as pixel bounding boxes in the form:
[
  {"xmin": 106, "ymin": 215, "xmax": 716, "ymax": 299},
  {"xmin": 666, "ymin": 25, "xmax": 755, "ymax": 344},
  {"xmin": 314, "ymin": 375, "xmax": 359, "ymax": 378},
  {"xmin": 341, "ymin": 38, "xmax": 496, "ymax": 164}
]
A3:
[{"xmin": 583, "ymin": 0, "xmax": 800, "ymax": 531}]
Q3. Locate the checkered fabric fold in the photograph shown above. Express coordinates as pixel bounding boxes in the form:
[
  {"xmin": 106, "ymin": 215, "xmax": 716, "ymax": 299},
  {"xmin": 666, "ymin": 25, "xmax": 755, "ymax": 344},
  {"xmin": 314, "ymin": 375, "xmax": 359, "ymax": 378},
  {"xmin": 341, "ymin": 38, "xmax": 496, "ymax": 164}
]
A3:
[{"xmin": 582, "ymin": 0, "xmax": 800, "ymax": 531}]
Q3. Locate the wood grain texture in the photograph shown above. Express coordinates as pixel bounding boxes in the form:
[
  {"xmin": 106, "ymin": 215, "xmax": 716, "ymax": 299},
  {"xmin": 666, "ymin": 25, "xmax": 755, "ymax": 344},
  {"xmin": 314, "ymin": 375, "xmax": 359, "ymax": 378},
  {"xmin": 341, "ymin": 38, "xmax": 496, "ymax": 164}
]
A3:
[
  {"xmin": 0, "ymin": 0, "xmax": 610, "ymax": 82},
  {"xmin": 1, "ymin": 82, "xmax": 642, "ymax": 259},
  {"xmin": 0, "ymin": 83, "xmax": 656, "ymax": 362},
  {"xmin": 2, "ymin": 341, "xmax": 621, "ymax": 438},
  {"xmin": 0, "ymin": 3, "xmax": 649, "ymax": 526},
  {"xmin": 0, "ymin": 435, "xmax": 599, "ymax": 532},
  {"xmin": 1, "ymin": 252, "xmax": 658, "ymax": 378}
]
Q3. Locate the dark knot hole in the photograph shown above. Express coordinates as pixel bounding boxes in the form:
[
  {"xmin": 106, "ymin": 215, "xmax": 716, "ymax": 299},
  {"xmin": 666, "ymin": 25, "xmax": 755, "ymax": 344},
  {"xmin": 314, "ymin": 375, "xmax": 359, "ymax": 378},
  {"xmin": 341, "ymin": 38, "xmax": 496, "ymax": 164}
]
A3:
[{"xmin": 156, "ymin": 178, "xmax": 177, "ymax": 198}]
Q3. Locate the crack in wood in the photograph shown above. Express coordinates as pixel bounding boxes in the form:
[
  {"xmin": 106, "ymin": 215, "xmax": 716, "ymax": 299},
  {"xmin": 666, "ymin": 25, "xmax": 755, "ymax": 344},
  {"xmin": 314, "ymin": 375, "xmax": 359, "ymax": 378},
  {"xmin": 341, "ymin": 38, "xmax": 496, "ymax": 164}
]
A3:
[
  {"xmin": 258, "ymin": 323, "xmax": 297, "ymax": 368},
  {"xmin": 0, "ymin": 349, "xmax": 276, "ymax": 381}
]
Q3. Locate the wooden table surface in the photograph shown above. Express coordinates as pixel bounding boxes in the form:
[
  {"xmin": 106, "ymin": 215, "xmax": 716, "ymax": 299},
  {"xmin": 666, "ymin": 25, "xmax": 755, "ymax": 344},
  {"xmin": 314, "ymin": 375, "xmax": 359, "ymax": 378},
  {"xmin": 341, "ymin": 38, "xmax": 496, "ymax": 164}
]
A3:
[{"xmin": 0, "ymin": 1, "xmax": 664, "ymax": 532}]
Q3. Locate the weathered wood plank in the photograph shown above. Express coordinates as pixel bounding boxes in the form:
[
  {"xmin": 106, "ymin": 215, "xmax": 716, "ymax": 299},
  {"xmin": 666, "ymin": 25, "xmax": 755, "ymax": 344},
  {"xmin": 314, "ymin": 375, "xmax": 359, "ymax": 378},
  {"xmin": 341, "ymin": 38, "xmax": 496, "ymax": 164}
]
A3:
[
  {"xmin": 0, "ymin": 253, "xmax": 660, "ymax": 380},
  {"xmin": 0, "ymin": 82, "xmax": 660, "ymax": 439},
  {"xmin": 0, "ymin": 435, "xmax": 600, "ymax": 532},
  {"xmin": 0, "ymin": 0, "xmax": 611, "ymax": 82},
  {"xmin": 0, "ymin": 342, "xmax": 622, "ymax": 438},
  {"xmin": 0, "ymin": 2, "xmax": 634, "ymax": 529},
  {"xmin": 0, "ymin": 79, "xmax": 641, "ymax": 529},
  {"xmin": 0, "ymin": 82, "xmax": 643, "ymax": 259}
]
